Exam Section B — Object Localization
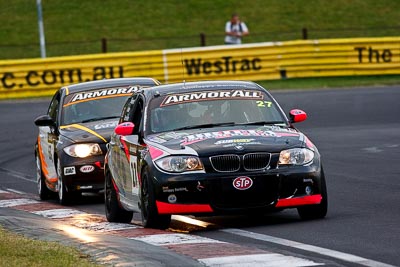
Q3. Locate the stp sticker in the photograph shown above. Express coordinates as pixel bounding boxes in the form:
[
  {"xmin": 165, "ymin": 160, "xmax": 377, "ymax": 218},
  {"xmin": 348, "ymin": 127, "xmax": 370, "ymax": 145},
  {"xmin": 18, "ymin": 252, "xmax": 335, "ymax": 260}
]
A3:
[
  {"xmin": 233, "ymin": 176, "xmax": 253, "ymax": 190},
  {"xmin": 80, "ymin": 165, "xmax": 95, "ymax": 173},
  {"xmin": 64, "ymin": 166, "xmax": 76, "ymax": 176}
]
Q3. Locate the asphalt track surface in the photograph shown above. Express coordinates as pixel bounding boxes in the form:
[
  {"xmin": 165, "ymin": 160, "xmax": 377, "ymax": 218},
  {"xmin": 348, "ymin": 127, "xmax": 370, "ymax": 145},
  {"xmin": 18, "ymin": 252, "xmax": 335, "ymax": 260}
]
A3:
[{"xmin": 0, "ymin": 85, "xmax": 399, "ymax": 266}]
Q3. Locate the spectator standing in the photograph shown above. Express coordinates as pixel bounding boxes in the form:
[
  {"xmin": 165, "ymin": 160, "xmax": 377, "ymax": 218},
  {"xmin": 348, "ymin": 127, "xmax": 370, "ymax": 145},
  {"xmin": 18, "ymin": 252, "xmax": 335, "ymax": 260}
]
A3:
[{"xmin": 224, "ymin": 13, "xmax": 249, "ymax": 44}]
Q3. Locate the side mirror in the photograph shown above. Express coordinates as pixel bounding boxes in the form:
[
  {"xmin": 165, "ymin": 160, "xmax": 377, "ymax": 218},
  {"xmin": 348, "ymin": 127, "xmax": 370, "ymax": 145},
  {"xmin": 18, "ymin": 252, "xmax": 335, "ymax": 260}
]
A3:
[
  {"xmin": 34, "ymin": 115, "xmax": 56, "ymax": 127},
  {"xmin": 289, "ymin": 109, "xmax": 307, "ymax": 123},
  {"xmin": 115, "ymin": 122, "xmax": 135, "ymax": 136}
]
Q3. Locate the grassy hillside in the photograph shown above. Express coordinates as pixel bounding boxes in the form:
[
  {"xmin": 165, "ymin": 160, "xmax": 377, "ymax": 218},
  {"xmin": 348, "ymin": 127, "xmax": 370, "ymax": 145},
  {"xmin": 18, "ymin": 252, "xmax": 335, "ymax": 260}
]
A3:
[{"xmin": 1, "ymin": 0, "xmax": 399, "ymax": 59}]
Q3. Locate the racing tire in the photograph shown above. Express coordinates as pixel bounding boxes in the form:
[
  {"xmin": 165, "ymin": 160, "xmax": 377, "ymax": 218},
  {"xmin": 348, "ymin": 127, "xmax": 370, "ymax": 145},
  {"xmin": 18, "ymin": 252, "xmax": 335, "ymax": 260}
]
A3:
[
  {"xmin": 297, "ymin": 167, "xmax": 328, "ymax": 220},
  {"xmin": 105, "ymin": 170, "xmax": 133, "ymax": 223},
  {"xmin": 56, "ymin": 158, "xmax": 73, "ymax": 206},
  {"xmin": 35, "ymin": 151, "xmax": 53, "ymax": 200},
  {"xmin": 140, "ymin": 167, "xmax": 171, "ymax": 229}
]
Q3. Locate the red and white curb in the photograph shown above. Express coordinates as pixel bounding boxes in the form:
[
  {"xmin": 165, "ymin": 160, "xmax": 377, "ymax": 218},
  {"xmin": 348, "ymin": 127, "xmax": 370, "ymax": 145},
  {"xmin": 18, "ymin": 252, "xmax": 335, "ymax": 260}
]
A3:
[
  {"xmin": 0, "ymin": 189, "xmax": 323, "ymax": 266},
  {"xmin": 33, "ymin": 208, "xmax": 87, "ymax": 218}
]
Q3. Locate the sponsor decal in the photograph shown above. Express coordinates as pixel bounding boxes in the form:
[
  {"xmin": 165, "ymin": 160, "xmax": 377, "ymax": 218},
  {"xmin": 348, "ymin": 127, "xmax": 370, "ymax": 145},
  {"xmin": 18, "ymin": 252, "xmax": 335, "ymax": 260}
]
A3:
[
  {"xmin": 64, "ymin": 166, "xmax": 76, "ymax": 176},
  {"xmin": 0, "ymin": 66, "xmax": 124, "ymax": 91},
  {"xmin": 94, "ymin": 121, "xmax": 118, "ymax": 130},
  {"xmin": 215, "ymin": 138, "xmax": 261, "ymax": 148},
  {"xmin": 305, "ymin": 186, "xmax": 313, "ymax": 195},
  {"xmin": 162, "ymin": 186, "xmax": 189, "ymax": 193},
  {"xmin": 303, "ymin": 178, "xmax": 314, "ymax": 184},
  {"xmin": 215, "ymin": 138, "xmax": 255, "ymax": 145},
  {"xmin": 183, "ymin": 56, "xmax": 262, "ymax": 75},
  {"xmin": 68, "ymin": 86, "xmax": 139, "ymax": 103},
  {"xmin": 233, "ymin": 176, "xmax": 253, "ymax": 190},
  {"xmin": 151, "ymin": 132, "xmax": 189, "ymax": 142},
  {"xmin": 167, "ymin": 194, "xmax": 177, "ymax": 203},
  {"xmin": 161, "ymin": 90, "xmax": 263, "ymax": 106},
  {"xmin": 147, "ymin": 135, "xmax": 168, "ymax": 144},
  {"xmin": 182, "ymin": 129, "xmax": 300, "ymax": 146},
  {"xmin": 80, "ymin": 165, "xmax": 95, "ymax": 173},
  {"xmin": 183, "ymin": 129, "xmax": 275, "ymax": 145}
]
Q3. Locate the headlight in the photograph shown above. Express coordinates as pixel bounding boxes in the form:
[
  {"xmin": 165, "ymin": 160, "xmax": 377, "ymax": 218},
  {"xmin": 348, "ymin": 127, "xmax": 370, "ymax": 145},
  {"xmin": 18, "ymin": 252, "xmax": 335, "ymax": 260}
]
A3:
[
  {"xmin": 63, "ymin": 144, "xmax": 102, "ymax": 158},
  {"xmin": 278, "ymin": 148, "xmax": 314, "ymax": 165},
  {"xmin": 155, "ymin": 156, "xmax": 204, "ymax": 173}
]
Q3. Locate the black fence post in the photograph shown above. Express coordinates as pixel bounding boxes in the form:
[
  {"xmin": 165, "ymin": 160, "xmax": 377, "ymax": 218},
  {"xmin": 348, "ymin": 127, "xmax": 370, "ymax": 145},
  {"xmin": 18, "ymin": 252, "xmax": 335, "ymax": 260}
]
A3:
[
  {"xmin": 200, "ymin": 33, "xmax": 206, "ymax": 46},
  {"xmin": 302, "ymin": 28, "xmax": 308, "ymax": 40},
  {"xmin": 101, "ymin": 38, "xmax": 107, "ymax": 53}
]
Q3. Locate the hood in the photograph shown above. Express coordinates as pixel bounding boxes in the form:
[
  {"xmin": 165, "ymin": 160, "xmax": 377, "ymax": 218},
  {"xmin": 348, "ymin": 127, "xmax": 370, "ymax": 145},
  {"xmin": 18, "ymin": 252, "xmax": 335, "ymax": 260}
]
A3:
[
  {"xmin": 59, "ymin": 119, "xmax": 118, "ymax": 144},
  {"xmin": 146, "ymin": 125, "xmax": 306, "ymax": 156}
]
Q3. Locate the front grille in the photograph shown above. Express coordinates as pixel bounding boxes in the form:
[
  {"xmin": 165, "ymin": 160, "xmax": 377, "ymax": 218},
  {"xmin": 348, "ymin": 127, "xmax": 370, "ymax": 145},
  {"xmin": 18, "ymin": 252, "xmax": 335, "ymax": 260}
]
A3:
[
  {"xmin": 243, "ymin": 153, "xmax": 271, "ymax": 171},
  {"xmin": 210, "ymin": 153, "xmax": 271, "ymax": 172},
  {"xmin": 210, "ymin": 155, "xmax": 240, "ymax": 172}
]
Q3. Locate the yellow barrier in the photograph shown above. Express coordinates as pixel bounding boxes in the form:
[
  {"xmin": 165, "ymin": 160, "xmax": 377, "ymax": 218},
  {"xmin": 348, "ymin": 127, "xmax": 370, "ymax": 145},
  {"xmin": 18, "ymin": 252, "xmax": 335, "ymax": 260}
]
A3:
[
  {"xmin": 0, "ymin": 51, "xmax": 165, "ymax": 99},
  {"xmin": 1, "ymin": 37, "xmax": 399, "ymax": 99},
  {"xmin": 163, "ymin": 37, "xmax": 400, "ymax": 83}
]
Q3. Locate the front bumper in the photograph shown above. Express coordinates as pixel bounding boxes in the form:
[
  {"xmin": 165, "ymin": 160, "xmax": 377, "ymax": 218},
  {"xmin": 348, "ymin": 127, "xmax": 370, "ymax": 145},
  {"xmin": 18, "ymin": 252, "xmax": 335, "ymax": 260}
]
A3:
[
  {"xmin": 151, "ymin": 164, "xmax": 323, "ymax": 215},
  {"xmin": 59, "ymin": 154, "xmax": 105, "ymax": 192}
]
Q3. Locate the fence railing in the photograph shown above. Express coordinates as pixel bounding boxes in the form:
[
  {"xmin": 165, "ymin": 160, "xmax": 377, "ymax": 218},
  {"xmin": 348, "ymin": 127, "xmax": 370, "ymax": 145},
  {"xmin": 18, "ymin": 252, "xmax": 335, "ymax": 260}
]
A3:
[{"xmin": 0, "ymin": 27, "xmax": 399, "ymax": 60}]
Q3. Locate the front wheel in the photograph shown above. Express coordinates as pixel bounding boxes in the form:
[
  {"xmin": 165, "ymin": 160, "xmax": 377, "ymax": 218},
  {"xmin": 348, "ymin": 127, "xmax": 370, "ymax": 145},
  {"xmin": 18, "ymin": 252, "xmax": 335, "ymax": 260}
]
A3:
[
  {"xmin": 297, "ymin": 167, "xmax": 328, "ymax": 220},
  {"xmin": 56, "ymin": 158, "xmax": 72, "ymax": 205},
  {"xmin": 36, "ymin": 152, "xmax": 53, "ymax": 200},
  {"xmin": 105, "ymin": 170, "xmax": 133, "ymax": 223},
  {"xmin": 140, "ymin": 167, "xmax": 171, "ymax": 229}
]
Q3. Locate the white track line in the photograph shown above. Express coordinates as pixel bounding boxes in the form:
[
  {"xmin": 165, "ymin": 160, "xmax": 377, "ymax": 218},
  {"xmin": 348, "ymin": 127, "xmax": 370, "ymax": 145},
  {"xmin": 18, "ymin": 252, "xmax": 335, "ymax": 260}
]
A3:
[
  {"xmin": 0, "ymin": 198, "xmax": 39, "ymax": 207},
  {"xmin": 6, "ymin": 189, "xmax": 26, "ymax": 195},
  {"xmin": 198, "ymin": 253, "xmax": 322, "ymax": 267},
  {"xmin": 0, "ymin": 168, "xmax": 35, "ymax": 183},
  {"xmin": 221, "ymin": 228, "xmax": 395, "ymax": 267}
]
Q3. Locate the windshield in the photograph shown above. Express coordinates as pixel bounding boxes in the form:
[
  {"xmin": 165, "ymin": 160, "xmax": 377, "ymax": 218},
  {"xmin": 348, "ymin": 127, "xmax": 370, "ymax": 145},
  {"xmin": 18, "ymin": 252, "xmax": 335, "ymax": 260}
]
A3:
[
  {"xmin": 147, "ymin": 89, "xmax": 287, "ymax": 134},
  {"xmin": 61, "ymin": 87, "xmax": 134, "ymax": 125}
]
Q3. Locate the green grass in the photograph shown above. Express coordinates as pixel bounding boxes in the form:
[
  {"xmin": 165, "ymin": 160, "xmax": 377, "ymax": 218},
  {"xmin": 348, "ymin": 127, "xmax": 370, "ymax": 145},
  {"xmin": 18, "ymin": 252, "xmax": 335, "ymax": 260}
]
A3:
[
  {"xmin": 0, "ymin": 226, "xmax": 101, "ymax": 267},
  {"xmin": 1, "ymin": 0, "xmax": 399, "ymax": 59}
]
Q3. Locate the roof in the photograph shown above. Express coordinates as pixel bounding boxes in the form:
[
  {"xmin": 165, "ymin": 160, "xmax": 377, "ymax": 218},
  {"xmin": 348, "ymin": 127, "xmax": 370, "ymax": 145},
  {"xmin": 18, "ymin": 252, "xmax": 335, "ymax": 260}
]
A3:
[
  {"xmin": 141, "ymin": 80, "xmax": 263, "ymax": 97},
  {"xmin": 62, "ymin": 77, "xmax": 160, "ymax": 94}
]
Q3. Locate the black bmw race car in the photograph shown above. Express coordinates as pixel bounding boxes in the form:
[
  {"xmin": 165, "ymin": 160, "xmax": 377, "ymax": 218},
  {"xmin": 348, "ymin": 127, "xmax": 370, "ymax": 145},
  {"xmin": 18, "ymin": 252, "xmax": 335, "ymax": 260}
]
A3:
[
  {"xmin": 105, "ymin": 80, "xmax": 327, "ymax": 229},
  {"xmin": 34, "ymin": 77, "xmax": 160, "ymax": 205}
]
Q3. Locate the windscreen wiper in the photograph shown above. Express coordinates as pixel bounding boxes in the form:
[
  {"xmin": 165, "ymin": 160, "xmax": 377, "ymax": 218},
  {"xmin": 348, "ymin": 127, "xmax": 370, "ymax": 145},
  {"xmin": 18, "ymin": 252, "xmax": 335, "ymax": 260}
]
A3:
[
  {"xmin": 173, "ymin": 122, "xmax": 237, "ymax": 131},
  {"xmin": 81, "ymin": 116, "xmax": 120, "ymax": 123},
  {"xmin": 236, "ymin": 121, "xmax": 286, "ymax": 126}
]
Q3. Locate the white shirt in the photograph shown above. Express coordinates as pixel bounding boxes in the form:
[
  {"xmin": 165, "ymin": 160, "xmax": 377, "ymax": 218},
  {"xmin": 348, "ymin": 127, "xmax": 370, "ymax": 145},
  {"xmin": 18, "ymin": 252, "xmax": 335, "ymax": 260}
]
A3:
[{"xmin": 225, "ymin": 21, "xmax": 249, "ymax": 44}]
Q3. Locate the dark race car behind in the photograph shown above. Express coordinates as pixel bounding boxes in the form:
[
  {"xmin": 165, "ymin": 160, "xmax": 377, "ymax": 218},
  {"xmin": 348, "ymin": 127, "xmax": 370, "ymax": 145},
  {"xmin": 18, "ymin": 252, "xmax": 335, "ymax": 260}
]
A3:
[{"xmin": 34, "ymin": 77, "xmax": 160, "ymax": 205}]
